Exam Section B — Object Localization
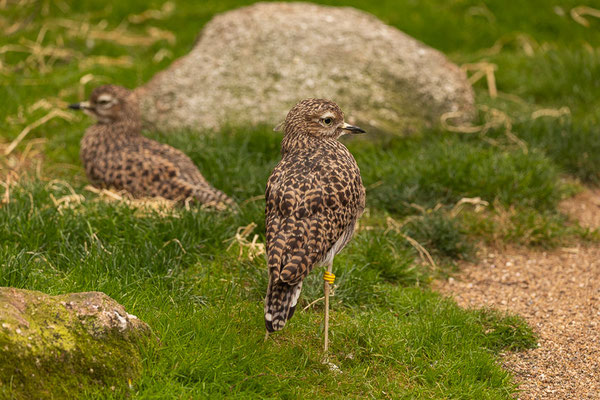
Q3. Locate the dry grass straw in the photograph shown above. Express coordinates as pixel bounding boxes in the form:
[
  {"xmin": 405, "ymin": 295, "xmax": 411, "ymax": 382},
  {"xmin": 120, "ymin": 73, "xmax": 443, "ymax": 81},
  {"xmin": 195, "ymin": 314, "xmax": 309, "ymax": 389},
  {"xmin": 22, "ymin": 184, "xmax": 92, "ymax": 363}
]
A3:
[
  {"xmin": 531, "ymin": 107, "xmax": 571, "ymax": 120},
  {"xmin": 128, "ymin": 2, "xmax": 175, "ymax": 24},
  {"xmin": 44, "ymin": 179, "xmax": 84, "ymax": 215},
  {"xmin": 462, "ymin": 62, "xmax": 498, "ymax": 98},
  {"xmin": 83, "ymin": 185, "xmax": 179, "ymax": 218},
  {"xmin": 441, "ymin": 106, "xmax": 529, "ymax": 153},
  {"xmin": 450, "ymin": 197, "xmax": 490, "ymax": 218},
  {"xmin": 449, "ymin": 31, "xmax": 572, "ymax": 151},
  {"xmin": 52, "ymin": 18, "xmax": 175, "ymax": 47},
  {"xmin": 385, "ymin": 215, "xmax": 438, "ymax": 270},
  {"xmin": 225, "ymin": 223, "xmax": 266, "ymax": 261},
  {"xmin": 153, "ymin": 48, "xmax": 173, "ymax": 63},
  {"xmin": 4, "ymin": 108, "xmax": 75, "ymax": 156},
  {"xmin": 0, "ymin": 138, "xmax": 45, "ymax": 176},
  {"xmin": 571, "ymin": 6, "xmax": 600, "ymax": 27},
  {"xmin": 58, "ymin": 73, "xmax": 112, "ymax": 101},
  {"xmin": 302, "ymin": 294, "xmax": 329, "ymax": 312},
  {"xmin": 465, "ymin": 4, "xmax": 496, "ymax": 23},
  {"xmin": 447, "ymin": 62, "xmax": 531, "ymax": 150},
  {"xmin": 79, "ymin": 55, "xmax": 134, "ymax": 69},
  {"xmin": 0, "ymin": 39, "xmax": 82, "ymax": 74},
  {"xmin": 482, "ymin": 33, "xmax": 541, "ymax": 57},
  {"xmin": 0, "ymin": 2, "xmax": 175, "ymax": 75},
  {"xmin": 0, "ymin": 138, "xmax": 45, "ymax": 206},
  {"xmin": 385, "ymin": 197, "xmax": 489, "ymax": 270},
  {"xmin": 441, "ymin": 100, "xmax": 570, "ymax": 152}
]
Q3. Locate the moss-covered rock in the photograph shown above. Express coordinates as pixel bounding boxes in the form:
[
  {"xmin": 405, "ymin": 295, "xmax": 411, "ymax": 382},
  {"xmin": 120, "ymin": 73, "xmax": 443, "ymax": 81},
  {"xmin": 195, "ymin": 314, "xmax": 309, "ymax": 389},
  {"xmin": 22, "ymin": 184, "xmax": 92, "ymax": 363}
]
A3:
[{"xmin": 0, "ymin": 287, "xmax": 151, "ymax": 399}]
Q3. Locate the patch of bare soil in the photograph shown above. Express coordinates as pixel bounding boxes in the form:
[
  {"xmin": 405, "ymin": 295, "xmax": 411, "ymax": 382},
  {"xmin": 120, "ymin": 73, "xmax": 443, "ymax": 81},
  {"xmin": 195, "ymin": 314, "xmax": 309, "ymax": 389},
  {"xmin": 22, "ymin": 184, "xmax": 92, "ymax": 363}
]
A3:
[
  {"xmin": 435, "ymin": 189, "xmax": 600, "ymax": 400},
  {"xmin": 559, "ymin": 188, "xmax": 600, "ymax": 231}
]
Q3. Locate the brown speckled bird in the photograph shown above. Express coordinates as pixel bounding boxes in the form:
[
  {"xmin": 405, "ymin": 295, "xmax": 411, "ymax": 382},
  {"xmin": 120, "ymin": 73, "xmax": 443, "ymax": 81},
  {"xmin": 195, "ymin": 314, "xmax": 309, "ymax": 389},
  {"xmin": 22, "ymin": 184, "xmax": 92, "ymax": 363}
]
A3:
[
  {"xmin": 69, "ymin": 85, "xmax": 234, "ymax": 208},
  {"xmin": 264, "ymin": 99, "xmax": 366, "ymax": 351}
]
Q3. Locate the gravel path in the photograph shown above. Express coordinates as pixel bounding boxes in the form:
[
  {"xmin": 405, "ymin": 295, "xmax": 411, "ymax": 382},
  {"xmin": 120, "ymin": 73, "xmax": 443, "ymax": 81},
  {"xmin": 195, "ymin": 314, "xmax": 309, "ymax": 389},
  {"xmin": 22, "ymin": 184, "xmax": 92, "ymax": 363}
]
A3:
[{"xmin": 435, "ymin": 189, "xmax": 600, "ymax": 399}]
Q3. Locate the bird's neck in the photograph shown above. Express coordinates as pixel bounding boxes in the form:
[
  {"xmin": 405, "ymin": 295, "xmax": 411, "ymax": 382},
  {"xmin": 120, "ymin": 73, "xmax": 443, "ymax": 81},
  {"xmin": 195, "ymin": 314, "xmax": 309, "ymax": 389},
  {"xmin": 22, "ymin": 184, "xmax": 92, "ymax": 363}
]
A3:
[
  {"xmin": 97, "ymin": 118, "xmax": 141, "ymax": 136},
  {"xmin": 281, "ymin": 131, "xmax": 333, "ymax": 155},
  {"xmin": 83, "ymin": 120, "xmax": 142, "ymax": 151}
]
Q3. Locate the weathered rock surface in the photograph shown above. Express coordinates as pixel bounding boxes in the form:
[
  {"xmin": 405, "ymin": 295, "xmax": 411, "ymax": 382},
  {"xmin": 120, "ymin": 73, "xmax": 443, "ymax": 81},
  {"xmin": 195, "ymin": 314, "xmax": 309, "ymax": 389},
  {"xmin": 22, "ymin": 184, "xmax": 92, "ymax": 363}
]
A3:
[
  {"xmin": 0, "ymin": 287, "xmax": 151, "ymax": 399},
  {"xmin": 138, "ymin": 2, "xmax": 475, "ymax": 135}
]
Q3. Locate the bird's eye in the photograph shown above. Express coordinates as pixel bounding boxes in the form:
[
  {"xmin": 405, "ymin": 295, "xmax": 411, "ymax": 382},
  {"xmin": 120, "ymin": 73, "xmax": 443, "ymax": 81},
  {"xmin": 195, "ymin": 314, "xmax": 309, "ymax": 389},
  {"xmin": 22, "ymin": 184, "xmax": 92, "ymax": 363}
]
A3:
[
  {"xmin": 323, "ymin": 118, "xmax": 333, "ymax": 126},
  {"xmin": 98, "ymin": 100, "xmax": 110, "ymax": 105}
]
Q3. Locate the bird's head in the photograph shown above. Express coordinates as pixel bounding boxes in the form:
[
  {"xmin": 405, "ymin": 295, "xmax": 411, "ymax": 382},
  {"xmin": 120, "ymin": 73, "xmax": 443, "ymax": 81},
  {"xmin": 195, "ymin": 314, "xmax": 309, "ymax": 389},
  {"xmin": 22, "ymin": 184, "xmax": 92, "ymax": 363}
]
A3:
[
  {"xmin": 275, "ymin": 99, "xmax": 365, "ymax": 140},
  {"xmin": 69, "ymin": 85, "xmax": 138, "ymax": 124}
]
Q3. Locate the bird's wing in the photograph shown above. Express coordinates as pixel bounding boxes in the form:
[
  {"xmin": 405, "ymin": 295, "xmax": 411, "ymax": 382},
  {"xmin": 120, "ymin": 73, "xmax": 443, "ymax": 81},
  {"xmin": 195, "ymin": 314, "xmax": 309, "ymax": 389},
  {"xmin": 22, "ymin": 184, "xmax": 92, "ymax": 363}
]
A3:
[
  {"xmin": 118, "ymin": 141, "xmax": 234, "ymax": 206},
  {"xmin": 99, "ymin": 148, "xmax": 196, "ymax": 200},
  {"xmin": 266, "ymin": 156, "xmax": 364, "ymax": 285},
  {"xmin": 139, "ymin": 138, "xmax": 210, "ymax": 186}
]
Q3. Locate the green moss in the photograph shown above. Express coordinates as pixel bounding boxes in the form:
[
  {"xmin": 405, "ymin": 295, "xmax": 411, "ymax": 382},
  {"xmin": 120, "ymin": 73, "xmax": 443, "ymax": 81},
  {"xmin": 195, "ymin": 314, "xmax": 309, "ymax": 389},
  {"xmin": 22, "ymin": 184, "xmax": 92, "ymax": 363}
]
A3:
[{"xmin": 0, "ymin": 289, "xmax": 148, "ymax": 400}]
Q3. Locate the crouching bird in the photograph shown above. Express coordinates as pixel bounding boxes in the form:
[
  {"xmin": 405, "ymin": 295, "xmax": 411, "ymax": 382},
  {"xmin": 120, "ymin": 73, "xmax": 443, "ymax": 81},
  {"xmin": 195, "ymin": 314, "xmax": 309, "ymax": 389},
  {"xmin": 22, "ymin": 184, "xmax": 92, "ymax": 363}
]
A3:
[
  {"xmin": 69, "ymin": 85, "xmax": 234, "ymax": 209},
  {"xmin": 264, "ymin": 98, "xmax": 366, "ymax": 353}
]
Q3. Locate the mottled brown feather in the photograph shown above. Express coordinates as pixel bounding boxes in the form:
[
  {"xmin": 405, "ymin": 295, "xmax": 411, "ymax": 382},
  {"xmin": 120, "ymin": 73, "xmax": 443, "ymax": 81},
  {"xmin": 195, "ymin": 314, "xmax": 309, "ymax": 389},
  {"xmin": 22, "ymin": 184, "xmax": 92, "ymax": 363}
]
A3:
[{"xmin": 264, "ymin": 99, "xmax": 365, "ymax": 332}]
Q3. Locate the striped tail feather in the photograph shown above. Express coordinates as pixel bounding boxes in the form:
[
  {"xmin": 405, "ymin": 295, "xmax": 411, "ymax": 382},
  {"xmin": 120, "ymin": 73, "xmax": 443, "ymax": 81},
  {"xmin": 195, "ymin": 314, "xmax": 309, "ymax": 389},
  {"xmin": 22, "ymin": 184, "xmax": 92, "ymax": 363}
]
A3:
[
  {"xmin": 193, "ymin": 185, "xmax": 236, "ymax": 209},
  {"xmin": 264, "ymin": 278, "xmax": 303, "ymax": 332},
  {"xmin": 164, "ymin": 179, "xmax": 234, "ymax": 209}
]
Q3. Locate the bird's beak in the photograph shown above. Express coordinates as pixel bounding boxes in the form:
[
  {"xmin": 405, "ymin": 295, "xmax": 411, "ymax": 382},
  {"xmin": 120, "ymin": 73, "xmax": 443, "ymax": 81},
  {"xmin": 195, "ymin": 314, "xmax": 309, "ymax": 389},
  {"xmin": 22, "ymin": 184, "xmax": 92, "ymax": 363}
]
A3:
[
  {"xmin": 68, "ymin": 101, "xmax": 91, "ymax": 110},
  {"xmin": 341, "ymin": 122, "xmax": 366, "ymax": 134}
]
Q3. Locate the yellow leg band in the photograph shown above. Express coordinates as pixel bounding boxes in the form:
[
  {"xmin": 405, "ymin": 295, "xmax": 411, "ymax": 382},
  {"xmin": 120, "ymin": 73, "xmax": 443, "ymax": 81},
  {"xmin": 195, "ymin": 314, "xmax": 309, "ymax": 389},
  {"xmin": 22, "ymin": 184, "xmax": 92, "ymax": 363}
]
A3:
[{"xmin": 323, "ymin": 271, "xmax": 335, "ymax": 285}]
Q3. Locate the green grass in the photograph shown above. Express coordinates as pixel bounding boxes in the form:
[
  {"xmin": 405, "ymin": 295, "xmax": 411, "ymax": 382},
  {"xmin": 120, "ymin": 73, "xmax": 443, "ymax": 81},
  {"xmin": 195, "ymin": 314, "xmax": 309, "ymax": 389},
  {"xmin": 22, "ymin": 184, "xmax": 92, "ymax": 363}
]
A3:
[
  {"xmin": 1, "ymin": 182, "xmax": 535, "ymax": 399},
  {"xmin": 2, "ymin": 0, "xmax": 600, "ymax": 398}
]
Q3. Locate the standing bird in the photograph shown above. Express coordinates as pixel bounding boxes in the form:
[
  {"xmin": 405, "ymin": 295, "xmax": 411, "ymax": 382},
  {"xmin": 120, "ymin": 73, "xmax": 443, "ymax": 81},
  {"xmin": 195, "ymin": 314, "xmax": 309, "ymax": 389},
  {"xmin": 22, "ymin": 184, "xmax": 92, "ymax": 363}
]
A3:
[
  {"xmin": 264, "ymin": 99, "xmax": 366, "ymax": 352},
  {"xmin": 69, "ymin": 85, "xmax": 234, "ymax": 208}
]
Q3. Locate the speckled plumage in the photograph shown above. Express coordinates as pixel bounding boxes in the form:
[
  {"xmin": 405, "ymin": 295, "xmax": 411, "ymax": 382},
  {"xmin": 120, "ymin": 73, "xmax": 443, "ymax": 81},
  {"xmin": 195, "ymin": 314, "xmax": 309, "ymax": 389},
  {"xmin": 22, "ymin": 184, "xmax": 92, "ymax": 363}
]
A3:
[
  {"xmin": 72, "ymin": 85, "xmax": 233, "ymax": 208},
  {"xmin": 264, "ymin": 99, "xmax": 366, "ymax": 333}
]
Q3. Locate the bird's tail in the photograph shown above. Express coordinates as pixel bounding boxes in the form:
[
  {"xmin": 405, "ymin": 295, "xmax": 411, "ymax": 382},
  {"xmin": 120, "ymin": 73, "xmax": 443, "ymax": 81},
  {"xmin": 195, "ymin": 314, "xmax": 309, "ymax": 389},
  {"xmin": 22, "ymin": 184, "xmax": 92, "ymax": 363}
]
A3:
[
  {"xmin": 194, "ymin": 185, "xmax": 236, "ymax": 210},
  {"xmin": 264, "ymin": 277, "xmax": 303, "ymax": 332}
]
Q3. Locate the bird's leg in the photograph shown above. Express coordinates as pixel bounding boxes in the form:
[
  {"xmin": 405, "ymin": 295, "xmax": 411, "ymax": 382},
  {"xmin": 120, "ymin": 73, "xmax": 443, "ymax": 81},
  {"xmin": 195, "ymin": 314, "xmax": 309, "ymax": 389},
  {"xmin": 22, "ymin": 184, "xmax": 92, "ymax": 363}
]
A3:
[
  {"xmin": 324, "ymin": 279, "xmax": 330, "ymax": 354},
  {"xmin": 323, "ymin": 261, "xmax": 334, "ymax": 355},
  {"xmin": 264, "ymin": 331, "xmax": 269, "ymax": 342}
]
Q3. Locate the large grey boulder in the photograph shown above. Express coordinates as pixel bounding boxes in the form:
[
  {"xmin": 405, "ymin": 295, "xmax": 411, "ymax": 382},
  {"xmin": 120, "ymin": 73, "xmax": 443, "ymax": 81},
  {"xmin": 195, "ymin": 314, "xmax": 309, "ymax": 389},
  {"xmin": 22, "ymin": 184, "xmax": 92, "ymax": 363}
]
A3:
[
  {"xmin": 138, "ymin": 2, "xmax": 475, "ymax": 134},
  {"xmin": 0, "ymin": 287, "xmax": 151, "ymax": 399}
]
